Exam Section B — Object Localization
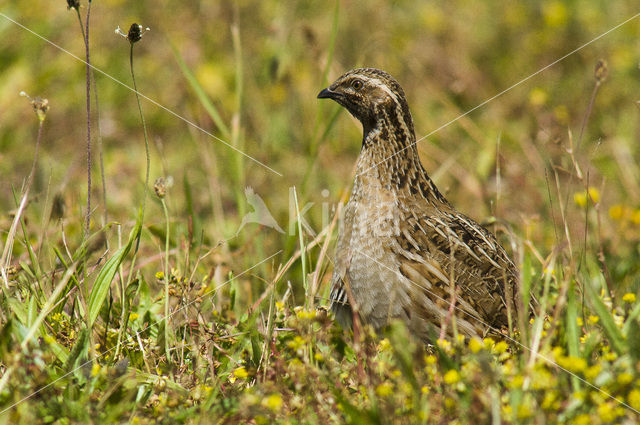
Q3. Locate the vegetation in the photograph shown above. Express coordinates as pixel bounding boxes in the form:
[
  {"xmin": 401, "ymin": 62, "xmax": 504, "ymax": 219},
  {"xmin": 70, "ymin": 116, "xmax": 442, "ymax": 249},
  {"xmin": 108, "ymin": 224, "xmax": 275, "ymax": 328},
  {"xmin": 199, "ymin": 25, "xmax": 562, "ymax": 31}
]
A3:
[{"xmin": 1, "ymin": 1, "xmax": 640, "ymax": 423}]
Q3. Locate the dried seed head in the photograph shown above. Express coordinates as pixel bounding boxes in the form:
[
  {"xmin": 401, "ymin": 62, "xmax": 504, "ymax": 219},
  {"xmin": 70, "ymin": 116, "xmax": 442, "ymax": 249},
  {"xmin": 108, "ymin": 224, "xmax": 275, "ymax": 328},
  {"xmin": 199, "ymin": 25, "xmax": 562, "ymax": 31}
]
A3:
[
  {"xmin": 594, "ymin": 59, "xmax": 608, "ymax": 84},
  {"xmin": 20, "ymin": 91, "xmax": 49, "ymax": 122},
  {"xmin": 154, "ymin": 177, "xmax": 167, "ymax": 198},
  {"xmin": 66, "ymin": 0, "xmax": 80, "ymax": 10}
]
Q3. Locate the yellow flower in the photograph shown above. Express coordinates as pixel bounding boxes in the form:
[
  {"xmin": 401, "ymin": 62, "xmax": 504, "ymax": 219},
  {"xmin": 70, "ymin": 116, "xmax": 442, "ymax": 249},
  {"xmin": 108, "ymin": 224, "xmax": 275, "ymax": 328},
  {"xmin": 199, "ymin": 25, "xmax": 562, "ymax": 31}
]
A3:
[
  {"xmin": 443, "ymin": 369, "xmax": 461, "ymax": 385},
  {"xmin": 609, "ymin": 204, "xmax": 624, "ymax": 220},
  {"xmin": 585, "ymin": 364, "xmax": 601, "ymax": 380},
  {"xmin": 597, "ymin": 402, "xmax": 618, "ymax": 423},
  {"xmin": 378, "ymin": 338, "xmax": 391, "ymax": 352},
  {"xmin": 557, "ymin": 355, "xmax": 587, "ymax": 373},
  {"xmin": 233, "ymin": 367, "xmax": 248, "ymax": 379},
  {"xmin": 262, "ymin": 394, "xmax": 283, "ymax": 412},
  {"xmin": 493, "ymin": 341, "xmax": 509, "ymax": 354},
  {"xmin": 588, "ymin": 315, "xmax": 599, "ymax": 324},
  {"xmin": 543, "ymin": 1, "xmax": 568, "ymax": 27},
  {"xmin": 91, "ymin": 363, "xmax": 101, "ymax": 377},
  {"xmin": 437, "ymin": 338, "xmax": 451, "ymax": 350},
  {"xmin": 632, "ymin": 209, "xmax": 640, "ymax": 224},
  {"xmin": 576, "ymin": 317, "xmax": 583, "ymax": 326},
  {"xmin": 617, "ymin": 372, "xmax": 633, "ymax": 385},
  {"xmin": 571, "ymin": 413, "xmax": 590, "ymax": 425},
  {"xmin": 155, "ymin": 271, "xmax": 164, "ymax": 279},
  {"xmin": 622, "ymin": 293, "xmax": 636, "ymax": 303},
  {"xmin": 376, "ymin": 382, "xmax": 394, "ymax": 397},
  {"xmin": 469, "ymin": 338, "xmax": 483, "ymax": 353},
  {"xmin": 529, "ymin": 88, "xmax": 547, "ymax": 106},
  {"xmin": 553, "ymin": 105, "xmax": 569, "ymax": 124},
  {"xmin": 425, "ymin": 355, "xmax": 437, "ymax": 365},
  {"xmin": 483, "ymin": 338, "xmax": 495, "ymax": 349},
  {"xmin": 517, "ymin": 403, "xmax": 532, "ymax": 419},
  {"xmin": 509, "ymin": 375, "xmax": 524, "ymax": 389},
  {"xmin": 628, "ymin": 389, "xmax": 640, "ymax": 411},
  {"xmin": 573, "ymin": 187, "xmax": 600, "ymax": 207}
]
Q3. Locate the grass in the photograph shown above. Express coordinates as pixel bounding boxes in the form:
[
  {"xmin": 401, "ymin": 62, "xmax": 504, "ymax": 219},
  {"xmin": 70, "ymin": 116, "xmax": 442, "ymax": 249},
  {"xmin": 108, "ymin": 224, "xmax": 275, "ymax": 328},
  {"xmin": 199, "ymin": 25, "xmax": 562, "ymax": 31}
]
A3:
[{"xmin": 1, "ymin": 1, "xmax": 640, "ymax": 423}]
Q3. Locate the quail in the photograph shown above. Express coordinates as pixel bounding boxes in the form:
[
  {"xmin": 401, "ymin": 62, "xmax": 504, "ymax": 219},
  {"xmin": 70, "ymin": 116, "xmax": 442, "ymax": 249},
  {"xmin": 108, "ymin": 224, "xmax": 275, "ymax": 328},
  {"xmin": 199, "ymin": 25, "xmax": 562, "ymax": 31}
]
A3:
[{"xmin": 318, "ymin": 68, "xmax": 519, "ymax": 340}]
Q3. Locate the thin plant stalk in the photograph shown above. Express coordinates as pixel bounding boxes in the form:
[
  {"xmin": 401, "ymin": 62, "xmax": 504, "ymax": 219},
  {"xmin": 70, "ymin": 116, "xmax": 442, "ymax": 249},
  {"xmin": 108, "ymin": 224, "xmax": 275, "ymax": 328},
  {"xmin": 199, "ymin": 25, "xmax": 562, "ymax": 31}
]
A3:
[
  {"xmin": 161, "ymin": 197, "xmax": 171, "ymax": 362},
  {"xmin": 73, "ymin": 5, "xmax": 107, "ymax": 228},
  {"xmin": 83, "ymin": 1, "xmax": 92, "ymax": 238},
  {"xmin": 130, "ymin": 42, "xmax": 151, "ymax": 224}
]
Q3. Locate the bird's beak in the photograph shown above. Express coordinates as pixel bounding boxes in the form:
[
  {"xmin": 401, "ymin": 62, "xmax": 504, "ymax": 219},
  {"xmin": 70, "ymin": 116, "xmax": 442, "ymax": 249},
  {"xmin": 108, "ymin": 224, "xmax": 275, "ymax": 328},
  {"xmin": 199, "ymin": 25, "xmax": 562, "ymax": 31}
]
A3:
[{"xmin": 317, "ymin": 87, "xmax": 337, "ymax": 99}]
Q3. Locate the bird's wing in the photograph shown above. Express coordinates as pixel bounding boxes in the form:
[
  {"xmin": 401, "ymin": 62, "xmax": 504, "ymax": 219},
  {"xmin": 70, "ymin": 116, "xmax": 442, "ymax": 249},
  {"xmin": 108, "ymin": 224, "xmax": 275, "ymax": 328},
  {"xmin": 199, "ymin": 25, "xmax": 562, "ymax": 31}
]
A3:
[{"xmin": 393, "ymin": 203, "xmax": 517, "ymax": 331}]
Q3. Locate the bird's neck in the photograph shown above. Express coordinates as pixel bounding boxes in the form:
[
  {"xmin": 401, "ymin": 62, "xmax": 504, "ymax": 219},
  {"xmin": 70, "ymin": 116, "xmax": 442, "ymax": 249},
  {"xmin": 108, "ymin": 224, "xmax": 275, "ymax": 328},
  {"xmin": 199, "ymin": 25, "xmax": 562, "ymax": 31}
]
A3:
[{"xmin": 355, "ymin": 113, "xmax": 449, "ymax": 206}]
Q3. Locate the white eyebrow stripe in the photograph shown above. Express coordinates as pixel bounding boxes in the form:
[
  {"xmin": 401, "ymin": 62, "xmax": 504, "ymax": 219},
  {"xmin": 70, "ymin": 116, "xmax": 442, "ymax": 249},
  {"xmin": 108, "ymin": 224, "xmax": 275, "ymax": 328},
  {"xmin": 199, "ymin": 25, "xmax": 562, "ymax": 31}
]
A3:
[{"xmin": 367, "ymin": 77, "xmax": 400, "ymax": 103}]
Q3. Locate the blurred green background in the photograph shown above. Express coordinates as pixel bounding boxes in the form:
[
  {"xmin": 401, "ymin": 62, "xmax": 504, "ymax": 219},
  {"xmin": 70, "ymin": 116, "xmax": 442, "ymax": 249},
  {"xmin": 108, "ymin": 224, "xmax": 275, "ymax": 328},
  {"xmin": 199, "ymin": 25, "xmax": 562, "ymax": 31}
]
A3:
[{"xmin": 1, "ymin": 0, "xmax": 639, "ymax": 291}]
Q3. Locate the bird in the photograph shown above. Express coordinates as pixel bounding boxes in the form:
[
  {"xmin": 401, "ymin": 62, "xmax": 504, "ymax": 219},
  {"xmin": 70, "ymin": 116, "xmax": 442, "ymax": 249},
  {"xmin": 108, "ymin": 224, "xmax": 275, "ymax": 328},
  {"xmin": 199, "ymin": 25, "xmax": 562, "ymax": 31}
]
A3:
[{"xmin": 317, "ymin": 68, "xmax": 519, "ymax": 341}]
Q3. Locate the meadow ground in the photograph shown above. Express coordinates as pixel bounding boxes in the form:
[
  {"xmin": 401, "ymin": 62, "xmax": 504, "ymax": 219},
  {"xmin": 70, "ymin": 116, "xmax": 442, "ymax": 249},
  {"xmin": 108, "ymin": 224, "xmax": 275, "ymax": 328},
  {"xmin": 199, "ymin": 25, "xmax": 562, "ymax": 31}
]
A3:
[{"xmin": 1, "ymin": 1, "xmax": 640, "ymax": 423}]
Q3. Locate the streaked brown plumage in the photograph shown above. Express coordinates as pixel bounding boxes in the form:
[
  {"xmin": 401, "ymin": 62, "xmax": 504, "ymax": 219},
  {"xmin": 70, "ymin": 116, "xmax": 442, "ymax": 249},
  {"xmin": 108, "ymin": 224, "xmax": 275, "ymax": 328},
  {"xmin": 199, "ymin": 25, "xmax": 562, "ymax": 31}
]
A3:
[{"xmin": 318, "ymin": 68, "xmax": 518, "ymax": 341}]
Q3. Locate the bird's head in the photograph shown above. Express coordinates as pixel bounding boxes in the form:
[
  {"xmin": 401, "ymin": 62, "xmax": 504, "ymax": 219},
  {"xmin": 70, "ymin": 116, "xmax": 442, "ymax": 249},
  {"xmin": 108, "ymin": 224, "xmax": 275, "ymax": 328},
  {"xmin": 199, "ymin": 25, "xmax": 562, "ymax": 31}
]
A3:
[{"xmin": 317, "ymin": 68, "xmax": 413, "ymax": 134}]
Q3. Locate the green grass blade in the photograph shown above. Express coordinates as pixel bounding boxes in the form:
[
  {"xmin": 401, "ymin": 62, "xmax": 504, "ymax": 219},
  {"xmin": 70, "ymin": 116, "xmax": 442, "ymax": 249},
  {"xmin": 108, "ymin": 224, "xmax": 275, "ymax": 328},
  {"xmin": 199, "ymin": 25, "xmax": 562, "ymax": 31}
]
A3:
[
  {"xmin": 88, "ymin": 212, "xmax": 142, "ymax": 327},
  {"xmin": 169, "ymin": 43, "xmax": 231, "ymax": 140},
  {"xmin": 585, "ymin": 279, "xmax": 626, "ymax": 355}
]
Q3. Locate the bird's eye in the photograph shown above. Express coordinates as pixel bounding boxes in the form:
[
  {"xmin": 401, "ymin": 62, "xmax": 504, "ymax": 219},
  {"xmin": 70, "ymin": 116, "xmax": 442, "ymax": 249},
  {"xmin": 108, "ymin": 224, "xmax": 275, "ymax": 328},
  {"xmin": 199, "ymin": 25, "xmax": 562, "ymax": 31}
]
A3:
[{"xmin": 351, "ymin": 79, "xmax": 363, "ymax": 90}]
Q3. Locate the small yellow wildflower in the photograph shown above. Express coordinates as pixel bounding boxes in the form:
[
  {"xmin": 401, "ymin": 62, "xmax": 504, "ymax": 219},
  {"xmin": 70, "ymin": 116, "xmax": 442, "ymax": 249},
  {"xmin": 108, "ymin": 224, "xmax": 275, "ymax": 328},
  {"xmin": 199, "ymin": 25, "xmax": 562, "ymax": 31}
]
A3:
[
  {"xmin": 421, "ymin": 385, "xmax": 430, "ymax": 394},
  {"xmin": 262, "ymin": 394, "xmax": 283, "ymax": 412},
  {"xmin": 425, "ymin": 355, "xmax": 437, "ymax": 365},
  {"xmin": 443, "ymin": 369, "xmax": 461, "ymax": 385},
  {"xmin": 622, "ymin": 293, "xmax": 636, "ymax": 303},
  {"xmin": 574, "ymin": 187, "xmax": 600, "ymax": 207},
  {"xmin": 557, "ymin": 355, "xmax": 587, "ymax": 373},
  {"xmin": 529, "ymin": 88, "xmax": 547, "ymax": 106},
  {"xmin": 517, "ymin": 403, "xmax": 533, "ymax": 419},
  {"xmin": 233, "ymin": 367, "xmax": 248, "ymax": 379},
  {"xmin": 437, "ymin": 338, "xmax": 451, "ymax": 350},
  {"xmin": 469, "ymin": 338, "xmax": 483, "ymax": 353},
  {"xmin": 585, "ymin": 364, "xmax": 601, "ymax": 380},
  {"xmin": 576, "ymin": 317, "xmax": 583, "ymax": 326},
  {"xmin": 588, "ymin": 315, "xmax": 599, "ymax": 324},
  {"xmin": 509, "ymin": 375, "xmax": 524, "ymax": 389},
  {"xmin": 617, "ymin": 372, "xmax": 633, "ymax": 386},
  {"xmin": 155, "ymin": 271, "xmax": 164, "ymax": 279},
  {"xmin": 483, "ymin": 338, "xmax": 495, "ymax": 350},
  {"xmin": 287, "ymin": 335, "xmax": 306, "ymax": 351},
  {"xmin": 571, "ymin": 413, "xmax": 590, "ymax": 425},
  {"xmin": 129, "ymin": 313, "xmax": 139, "ymax": 321},
  {"xmin": 91, "ymin": 363, "xmax": 101, "ymax": 377},
  {"xmin": 628, "ymin": 389, "xmax": 640, "ymax": 411},
  {"xmin": 609, "ymin": 204, "xmax": 624, "ymax": 220},
  {"xmin": 553, "ymin": 105, "xmax": 569, "ymax": 124},
  {"xmin": 597, "ymin": 402, "xmax": 618, "ymax": 423},
  {"xmin": 493, "ymin": 341, "xmax": 509, "ymax": 354},
  {"xmin": 543, "ymin": 1, "xmax": 568, "ymax": 27},
  {"xmin": 541, "ymin": 391, "xmax": 558, "ymax": 410},
  {"xmin": 376, "ymin": 382, "xmax": 394, "ymax": 397},
  {"xmin": 632, "ymin": 209, "xmax": 640, "ymax": 224},
  {"xmin": 378, "ymin": 338, "xmax": 391, "ymax": 352}
]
